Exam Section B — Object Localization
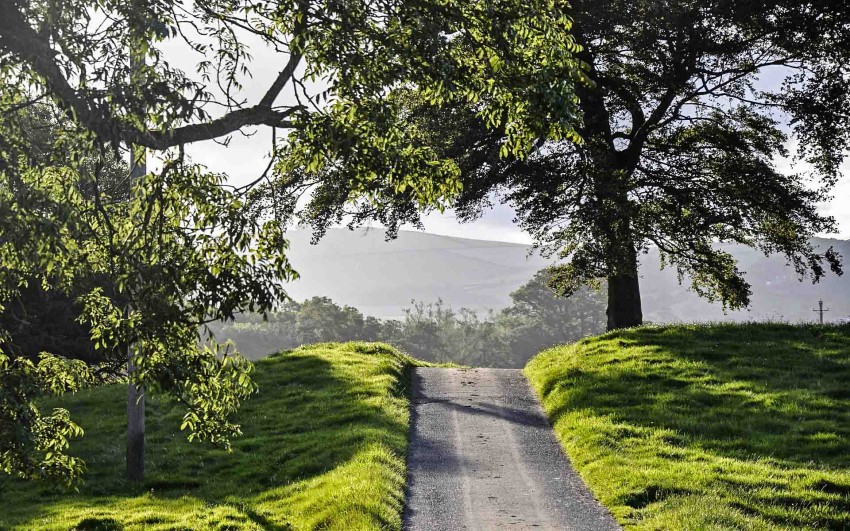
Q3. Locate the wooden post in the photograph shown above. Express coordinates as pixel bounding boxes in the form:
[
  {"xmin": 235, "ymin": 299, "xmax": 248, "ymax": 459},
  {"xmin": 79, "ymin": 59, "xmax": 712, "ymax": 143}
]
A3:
[{"xmin": 813, "ymin": 299, "xmax": 829, "ymax": 325}]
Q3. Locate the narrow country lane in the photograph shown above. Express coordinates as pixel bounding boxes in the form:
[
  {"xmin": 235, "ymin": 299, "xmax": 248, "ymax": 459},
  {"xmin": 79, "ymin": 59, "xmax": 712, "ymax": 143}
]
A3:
[{"xmin": 403, "ymin": 368, "xmax": 620, "ymax": 531}]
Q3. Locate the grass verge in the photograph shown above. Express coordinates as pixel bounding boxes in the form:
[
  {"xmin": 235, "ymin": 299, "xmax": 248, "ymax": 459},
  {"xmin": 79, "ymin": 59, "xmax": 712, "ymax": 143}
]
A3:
[
  {"xmin": 0, "ymin": 342, "xmax": 420, "ymax": 530},
  {"xmin": 525, "ymin": 323, "xmax": 850, "ymax": 530}
]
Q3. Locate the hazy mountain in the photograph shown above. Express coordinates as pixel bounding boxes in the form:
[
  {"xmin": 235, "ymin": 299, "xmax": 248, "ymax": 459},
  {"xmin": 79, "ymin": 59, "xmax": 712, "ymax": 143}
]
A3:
[
  {"xmin": 281, "ymin": 228, "xmax": 850, "ymax": 324},
  {"xmin": 283, "ymin": 228, "xmax": 550, "ymax": 318},
  {"xmin": 640, "ymin": 238, "xmax": 850, "ymax": 323}
]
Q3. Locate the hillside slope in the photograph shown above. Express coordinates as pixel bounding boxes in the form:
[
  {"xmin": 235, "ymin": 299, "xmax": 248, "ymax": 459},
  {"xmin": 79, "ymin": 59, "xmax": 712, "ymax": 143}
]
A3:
[
  {"xmin": 281, "ymin": 229, "xmax": 850, "ymax": 322},
  {"xmin": 0, "ymin": 343, "xmax": 418, "ymax": 530},
  {"xmin": 283, "ymin": 228, "xmax": 549, "ymax": 317},
  {"xmin": 526, "ymin": 324, "xmax": 850, "ymax": 530}
]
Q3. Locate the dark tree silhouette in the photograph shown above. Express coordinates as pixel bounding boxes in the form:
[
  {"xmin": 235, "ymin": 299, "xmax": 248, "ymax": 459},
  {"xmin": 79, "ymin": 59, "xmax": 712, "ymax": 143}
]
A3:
[{"xmin": 387, "ymin": 0, "xmax": 849, "ymax": 330}]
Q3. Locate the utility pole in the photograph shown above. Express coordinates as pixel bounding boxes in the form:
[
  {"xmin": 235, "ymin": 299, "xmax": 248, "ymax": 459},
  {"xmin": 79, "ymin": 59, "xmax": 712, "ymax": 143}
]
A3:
[
  {"xmin": 127, "ymin": 45, "xmax": 145, "ymax": 484},
  {"xmin": 812, "ymin": 299, "xmax": 829, "ymax": 325}
]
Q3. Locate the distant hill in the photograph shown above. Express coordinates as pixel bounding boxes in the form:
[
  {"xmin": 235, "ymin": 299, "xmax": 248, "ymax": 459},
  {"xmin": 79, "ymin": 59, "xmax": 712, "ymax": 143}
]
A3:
[
  {"xmin": 640, "ymin": 238, "xmax": 850, "ymax": 323},
  {"xmin": 283, "ymin": 228, "xmax": 550, "ymax": 318},
  {"xmin": 281, "ymin": 228, "xmax": 850, "ymax": 323}
]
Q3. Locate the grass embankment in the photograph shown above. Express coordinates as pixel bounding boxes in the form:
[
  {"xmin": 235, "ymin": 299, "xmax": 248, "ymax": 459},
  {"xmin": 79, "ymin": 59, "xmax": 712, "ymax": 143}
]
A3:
[
  {"xmin": 0, "ymin": 342, "xmax": 419, "ymax": 530},
  {"xmin": 526, "ymin": 323, "xmax": 850, "ymax": 530}
]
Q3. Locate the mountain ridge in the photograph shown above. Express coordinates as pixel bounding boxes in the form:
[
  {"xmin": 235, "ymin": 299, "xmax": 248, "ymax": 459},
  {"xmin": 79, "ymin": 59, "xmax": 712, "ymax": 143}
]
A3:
[{"xmin": 281, "ymin": 228, "xmax": 850, "ymax": 323}]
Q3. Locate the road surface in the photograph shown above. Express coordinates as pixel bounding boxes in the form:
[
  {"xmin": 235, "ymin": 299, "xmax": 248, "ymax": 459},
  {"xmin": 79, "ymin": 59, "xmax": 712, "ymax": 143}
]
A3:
[{"xmin": 403, "ymin": 368, "xmax": 620, "ymax": 530}]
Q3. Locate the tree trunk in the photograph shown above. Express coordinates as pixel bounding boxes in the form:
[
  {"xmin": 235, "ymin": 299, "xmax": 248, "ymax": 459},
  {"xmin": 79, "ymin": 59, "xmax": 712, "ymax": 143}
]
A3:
[
  {"xmin": 607, "ymin": 272, "xmax": 642, "ymax": 330},
  {"xmin": 127, "ymin": 353, "xmax": 145, "ymax": 482},
  {"xmin": 571, "ymin": 42, "xmax": 644, "ymax": 331},
  {"xmin": 126, "ymin": 147, "xmax": 145, "ymax": 482},
  {"xmin": 606, "ymin": 242, "xmax": 642, "ymax": 330},
  {"xmin": 127, "ymin": 43, "xmax": 145, "ymax": 481}
]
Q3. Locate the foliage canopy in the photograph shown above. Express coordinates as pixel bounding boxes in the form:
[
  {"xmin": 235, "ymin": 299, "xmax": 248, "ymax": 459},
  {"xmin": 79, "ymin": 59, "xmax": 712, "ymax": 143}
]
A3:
[
  {"xmin": 345, "ymin": 0, "xmax": 850, "ymax": 329},
  {"xmin": 214, "ymin": 269, "xmax": 606, "ymax": 368},
  {"xmin": 0, "ymin": 0, "xmax": 585, "ymax": 483}
]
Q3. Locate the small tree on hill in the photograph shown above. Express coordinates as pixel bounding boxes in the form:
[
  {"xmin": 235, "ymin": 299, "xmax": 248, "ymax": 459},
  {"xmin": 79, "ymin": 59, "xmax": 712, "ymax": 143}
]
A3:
[
  {"xmin": 295, "ymin": 297, "xmax": 367, "ymax": 344},
  {"xmin": 500, "ymin": 269, "xmax": 606, "ymax": 360}
]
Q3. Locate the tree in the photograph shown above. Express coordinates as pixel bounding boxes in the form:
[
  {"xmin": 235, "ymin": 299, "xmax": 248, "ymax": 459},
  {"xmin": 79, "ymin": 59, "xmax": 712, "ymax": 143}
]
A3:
[
  {"xmin": 500, "ymin": 269, "xmax": 605, "ymax": 359},
  {"xmin": 210, "ymin": 267, "xmax": 608, "ymax": 368},
  {"xmin": 0, "ymin": 102, "xmax": 277, "ymax": 485},
  {"xmin": 373, "ymin": 277, "xmax": 606, "ymax": 367},
  {"xmin": 0, "ymin": 106, "xmax": 131, "ymax": 378},
  {"xmin": 0, "ymin": 0, "xmax": 586, "ymax": 483},
  {"xmin": 388, "ymin": 0, "xmax": 849, "ymax": 329},
  {"xmin": 295, "ymin": 297, "xmax": 366, "ymax": 344},
  {"xmin": 391, "ymin": 299, "xmax": 463, "ymax": 363}
]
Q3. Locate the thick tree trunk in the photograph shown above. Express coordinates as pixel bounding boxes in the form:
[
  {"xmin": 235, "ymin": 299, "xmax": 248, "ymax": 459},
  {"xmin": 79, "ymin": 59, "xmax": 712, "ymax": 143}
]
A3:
[
  {"xmin": 604, "ymin": 201, "xmax": 643, "ymax": 330},
  {"xmin": 606, "ymin": 250, "xmax": 643, "ymax": 330},
  {"xmin": 572, "ymin": 42, "xmax": 644, "ymax": 331}
]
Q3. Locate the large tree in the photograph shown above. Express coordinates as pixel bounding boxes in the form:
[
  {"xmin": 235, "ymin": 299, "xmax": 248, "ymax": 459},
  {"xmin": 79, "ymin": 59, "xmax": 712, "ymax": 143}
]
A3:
[
  {"xmin": 358, "ymin": 0, "xmax": 849, "ymax": 330},
  {"xmin": 0, "ymin": 0, "xmax": 585, "ymax": 483}
]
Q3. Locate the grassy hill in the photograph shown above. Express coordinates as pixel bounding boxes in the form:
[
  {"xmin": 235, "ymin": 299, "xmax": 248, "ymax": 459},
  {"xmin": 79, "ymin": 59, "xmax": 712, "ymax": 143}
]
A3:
[
  {"xmin": 526, "ymin": 323, "xmax": 850, "ymax": 530},
  {"xmin": 0, "ymin": 343, "xmax": 420, "ymax": 530}
]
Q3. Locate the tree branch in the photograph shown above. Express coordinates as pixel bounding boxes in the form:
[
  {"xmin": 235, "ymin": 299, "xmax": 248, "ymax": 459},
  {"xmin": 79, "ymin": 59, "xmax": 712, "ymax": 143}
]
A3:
[{"xmin": 0, "ymin": 0, "xmax": 302, "ymax": 150}]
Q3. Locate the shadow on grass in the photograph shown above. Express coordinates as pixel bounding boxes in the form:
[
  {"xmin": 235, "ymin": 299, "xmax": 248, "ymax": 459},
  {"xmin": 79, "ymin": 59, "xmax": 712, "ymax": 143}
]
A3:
[
  {"xmin": 547, "ymin": 324, "xmax": 850, "ymax": 466},
  {"xmin": 535, "ymin": 323, "xmax": 850, "ymax": 528},
  {"xmin": 0, "ymin": 344, "xmax": 411, "ymax": 530}
]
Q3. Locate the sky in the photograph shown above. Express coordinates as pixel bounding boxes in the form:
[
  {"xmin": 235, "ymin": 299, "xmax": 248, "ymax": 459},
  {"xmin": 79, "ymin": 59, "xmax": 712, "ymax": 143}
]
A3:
[
  {"xmin": 184, "ymin": 125, "xmax": 850, "ymax": 245},
  {"xmin": 181, "ymin": 116, "xmax": 850, "ymax": 246},
  {"xmin": 158, "ymin": 32, "xmax": 850, "ymax": 245}
]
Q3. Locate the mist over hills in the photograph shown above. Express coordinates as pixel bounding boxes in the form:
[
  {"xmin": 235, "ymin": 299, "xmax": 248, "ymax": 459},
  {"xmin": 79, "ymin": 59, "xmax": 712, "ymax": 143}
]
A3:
[
  {"xmin": 640, "ymin": 238, "xmax": 850, "ymax": 323},
  {"xmin": 281, "ymin": 228, "xmax": 850, "ymax": 324},
  {"xmin": 282, "ymin": 228, "xmax": 550, "ymax": 318}
]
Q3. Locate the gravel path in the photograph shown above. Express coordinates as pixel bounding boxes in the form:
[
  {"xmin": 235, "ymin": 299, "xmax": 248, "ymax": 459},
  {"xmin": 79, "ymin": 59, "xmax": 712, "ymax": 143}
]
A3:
[{"xmin": 403, "ymin": 368, "xmax": 620, "ymax": 531}]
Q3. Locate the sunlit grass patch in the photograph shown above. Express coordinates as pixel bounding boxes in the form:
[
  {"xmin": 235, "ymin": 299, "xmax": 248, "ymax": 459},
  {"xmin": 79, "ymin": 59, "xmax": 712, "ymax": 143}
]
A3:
[
  {"xmin": 0, "ymin": 342, "xmax": 420, "ymax": 530},
  {"xmin": 526, "ymin": 323, "xmax": 850, "ymax": 530}
]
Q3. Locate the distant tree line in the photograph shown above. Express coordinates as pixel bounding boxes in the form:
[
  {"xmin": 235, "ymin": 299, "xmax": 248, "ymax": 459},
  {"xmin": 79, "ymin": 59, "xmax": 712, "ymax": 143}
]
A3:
[{"xmin": 210, "ymin": 269, "xmax": 606, "ymax": 368}]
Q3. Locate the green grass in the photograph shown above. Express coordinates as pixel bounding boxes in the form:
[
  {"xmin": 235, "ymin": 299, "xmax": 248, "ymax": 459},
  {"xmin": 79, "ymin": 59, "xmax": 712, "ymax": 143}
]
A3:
[
  {"xmin": 0, "ymin": 342, "xmax": 421, "ymax": 530},
  {"xmin": 525, "ymin": 323, "xmax": 850, "ymax": 530}
]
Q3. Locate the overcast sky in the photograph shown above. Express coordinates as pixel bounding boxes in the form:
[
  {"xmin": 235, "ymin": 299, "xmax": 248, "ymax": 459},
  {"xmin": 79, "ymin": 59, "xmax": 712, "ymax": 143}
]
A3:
[
  {"xmin": 159, "ymin": 35, "xmax": 849, "ymax": 245},
  {"xmin": 182, "ymin": 125, "xmax": 849, "ymax": 245}
]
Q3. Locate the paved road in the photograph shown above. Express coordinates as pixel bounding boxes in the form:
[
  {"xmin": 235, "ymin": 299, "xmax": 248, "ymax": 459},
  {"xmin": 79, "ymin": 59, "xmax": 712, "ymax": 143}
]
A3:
[{"xmin": 403, "ymin": 368, "xmax": 620, "ymax": 531}]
